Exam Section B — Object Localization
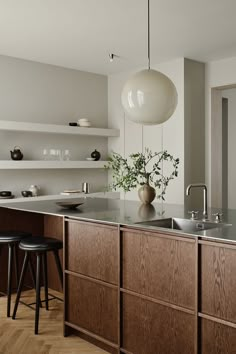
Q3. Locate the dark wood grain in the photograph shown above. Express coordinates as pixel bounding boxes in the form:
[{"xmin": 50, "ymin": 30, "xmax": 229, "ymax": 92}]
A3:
[
  {"xmin": 44, "ymin": 215, "xmax": 63, "ymax": 292},
  {"xmin": 66, "ymin": 274, "xmax": 118, "ymax": 344},
  {"xmin": 68, "ymin": 328, "xmax": 118, "ymax": 354},
  {"xmin": 0, "ymin": 207, "xmax": 44, "ymax": 292},
  {"xmin": 201, "ymin": 243, "xmax": 236, "ymax": 323},
  {"xmin": 122, "ymin": 292, "xmax": 195, "ymax": 354},
  {"xmin": 122, "ymin": 229, "xmax": 196, "ymax": 310},
  {"xmin": 65, "ymin": 220, "xmax": 118, "ymax": 284},
  {"xmin": 201, "ymin": 318, "xmax": 236, "ymax": 353}
]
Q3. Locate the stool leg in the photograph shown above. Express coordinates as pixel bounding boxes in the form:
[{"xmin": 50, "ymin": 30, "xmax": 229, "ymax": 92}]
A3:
[
  {"xmin": 7, "ymin": 244, "xmax": 13, "ymax": 317},
  {"xmin": 42, "ymin": 253, "xmax": 49, "ymax": 311},
  {"xmin": 12, "ymin": 252, "xmax": 29, "ymax": 319},
  {"xmin": 29, "ymin": 256, "xmax": 42, "ymax": 308},
  {"xmin": 13, "ymin": 245, "xmax": 19, "ymax": 287},
  {"xmin": 53, "ymin": 250, "xmax": 63, "ymax": 289},
  {"xmin": 35, "ymin": 253, "xmax": 42, "ymax": 335}
]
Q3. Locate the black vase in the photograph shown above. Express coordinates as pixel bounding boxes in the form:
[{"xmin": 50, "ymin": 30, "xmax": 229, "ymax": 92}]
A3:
[{"xmin": 91, "ymin": 149, "xmax": 101, "ymax": 161}]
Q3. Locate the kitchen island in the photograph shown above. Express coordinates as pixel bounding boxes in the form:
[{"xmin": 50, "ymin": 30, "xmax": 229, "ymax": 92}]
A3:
[{"xmin": 0, "ymin": 197, "xmax": 235, "ymax": 354}]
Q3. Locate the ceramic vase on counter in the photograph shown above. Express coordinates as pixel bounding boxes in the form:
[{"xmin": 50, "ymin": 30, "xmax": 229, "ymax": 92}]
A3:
[{"xmin": 138, "ymin": 184, "xmax": 156, "ymax": 204}]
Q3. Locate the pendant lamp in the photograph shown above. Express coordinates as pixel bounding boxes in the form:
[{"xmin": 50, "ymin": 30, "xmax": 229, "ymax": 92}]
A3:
[{"xmin": 121, "ymin": 0, "xmax": 178, "ymax": 125}]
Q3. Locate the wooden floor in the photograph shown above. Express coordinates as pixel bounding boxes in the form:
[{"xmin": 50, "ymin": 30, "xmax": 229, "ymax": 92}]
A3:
[{"xmin": 0, "ymin": 289, "xmax": 108, "ymax": 354}]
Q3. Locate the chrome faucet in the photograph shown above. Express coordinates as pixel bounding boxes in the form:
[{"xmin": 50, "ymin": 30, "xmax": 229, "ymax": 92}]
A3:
[{"xmin": 186, "ymin": 183, "xmax": 208, "ymax": 221}]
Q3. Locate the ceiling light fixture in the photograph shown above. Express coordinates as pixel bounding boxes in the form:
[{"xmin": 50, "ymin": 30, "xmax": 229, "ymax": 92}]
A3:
[{"xmin": 121, "ymin": 0, "xmax": 178, "ymax": 125}]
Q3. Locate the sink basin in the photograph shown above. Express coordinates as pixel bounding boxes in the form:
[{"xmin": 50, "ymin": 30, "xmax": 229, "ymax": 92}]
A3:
[{"xmin": 136, "ymin": 218, "xmax": 231, "ymax": 233}]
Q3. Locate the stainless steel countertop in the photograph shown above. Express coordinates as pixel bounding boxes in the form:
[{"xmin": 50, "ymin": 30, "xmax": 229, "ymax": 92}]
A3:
[{"xmin": 1, "ymin": 196, "xmax": 236, "ymax": 244}]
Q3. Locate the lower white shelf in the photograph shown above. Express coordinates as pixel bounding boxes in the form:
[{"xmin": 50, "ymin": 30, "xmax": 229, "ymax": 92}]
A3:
[{"xmin": 0, "ymin": 160, "xmax": 108, "ymax": 169}]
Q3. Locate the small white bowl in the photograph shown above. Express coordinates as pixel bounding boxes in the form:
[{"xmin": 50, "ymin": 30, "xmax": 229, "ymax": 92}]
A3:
[
  {"xmin": 86, "ymin": 157, "xmax": 96, "ymax": 161},
  {"xmin": 79, "ymin": 122, "xmax": 91, "ymax": 127},
  {"xmin": 78, "ymin": 118, "xmax": 89, "ymax": 122}
]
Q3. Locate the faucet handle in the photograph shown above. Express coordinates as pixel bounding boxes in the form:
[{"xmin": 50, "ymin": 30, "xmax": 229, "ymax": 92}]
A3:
[
  {"xmin": 188, "ymin": 211, "xmax": 199, "ymax": 220},
  {"xmin": 212, "ymin": 212, "xmax": 223, "ymax": 222}
]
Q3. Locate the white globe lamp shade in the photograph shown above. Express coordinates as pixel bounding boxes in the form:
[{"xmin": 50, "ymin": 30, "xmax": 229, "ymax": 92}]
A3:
[{"xmin": 121, "ymin": 69, "xmax": 178, "ymax": 125}]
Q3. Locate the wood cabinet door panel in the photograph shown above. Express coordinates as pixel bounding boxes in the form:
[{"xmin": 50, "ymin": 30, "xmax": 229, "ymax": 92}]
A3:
[
  {"xmin": 122, "ymin": 230, "xmax": 195, "ymax": 309},
  {"xmin": 65, "ymin": 221, "xmax": 118, "ymax": 284},
  {"xmin": 201, "ymin": 319, "xmax": 236, "ymax": 354},
  {"xmin": 201, "ymin": 244, "xmax": 236, "ymax": 323},
  {"xmin": 122, "ymin": 292, "xmax": 195, "ymax": 354},
  {"xmin": 66, "ymin": 274, "xmax": 118, "ymax": 344},
  {"xmin": 44, "ymin": 215, "xmax": 63, "ymax": 292}
]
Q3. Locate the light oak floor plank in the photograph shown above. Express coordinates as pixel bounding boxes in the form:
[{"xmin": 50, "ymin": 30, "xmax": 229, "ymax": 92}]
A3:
[{"xmin": 0, "ymin": 289, "xmax": 108, "ymax": 354}]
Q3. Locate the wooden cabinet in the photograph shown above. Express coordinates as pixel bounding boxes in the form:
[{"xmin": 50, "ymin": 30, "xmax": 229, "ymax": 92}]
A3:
[
  {"xmin": 63, "ymin": 220, "xmax": 236, "ymax": 354},
  {"xmin": 122, "ymin": 229, "xmax": 196, "ymax": 310},
  {"xmin": 201, "ymin": 242, "xmax": 236, "ymax": 323},
  {"xmin": 199, "ymin": 241, "xmax": 236, "ymax": 353},
  {"xmin": 122, "ymin": 292, "xmax": 195, "ymax": 354},
  {"xmin": 64, "ymin": 219, "xmax": 119, "ymax": 353},
  {"xmin": 66, "ymin": 275, "xmax": 118, "ymax": 343},
  {"xmin": 65, "ymin": 220, "xmax": 118, "ymax": 284},
  {"xmin": 201, "ymin": 319, "xmax": 236, "ymax": 354}
]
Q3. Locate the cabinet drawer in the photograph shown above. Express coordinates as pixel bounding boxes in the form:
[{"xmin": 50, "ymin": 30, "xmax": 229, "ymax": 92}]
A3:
[
  {"xmin": 122, "ymin": 292, "xmax": 195, "ymax": 354},
  {"xmin": 122, "ymin": 230, "xmax": 196, "ymax": 310},
  {"xmin": 201, "ymin": 243, "xmax": 236, "ymax": 323},
  {"xmin": 65, "ymin": 220, "xmax": 118, "ymax": 284},
  {"xmin": 201, "ymin": 319, "xmax": 236, "ymax": 354},
  {"xmin": 66, "ymin": 274, "xmax": 118, "ymax": 344}
]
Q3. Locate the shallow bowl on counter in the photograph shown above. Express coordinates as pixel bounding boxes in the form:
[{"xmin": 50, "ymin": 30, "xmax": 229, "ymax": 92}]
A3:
[{"xmin": 55, "ymin": 199, "xmax": 85, "ymax": 209}]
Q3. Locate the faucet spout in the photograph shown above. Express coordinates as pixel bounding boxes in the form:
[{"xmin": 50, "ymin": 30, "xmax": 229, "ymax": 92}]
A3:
[{"xmin": 186, "ymin": 183, "xmax": 208, "ymax": 220}]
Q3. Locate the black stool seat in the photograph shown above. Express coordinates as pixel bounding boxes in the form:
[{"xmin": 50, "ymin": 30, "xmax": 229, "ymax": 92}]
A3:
[
  {"xmin": 0, "ymin": 230, "xmax": 32, "ymax": 317},
  {"xmin": 13, "ymin": 235, "xmax": 63, "ymax": 334},
  {"xmin": 20, "ymin": 237, "xmax": 63, "ymax": 252},
  {"xmin": 0, "ymin": 231, "xmax": 31, "ymax": 243}
]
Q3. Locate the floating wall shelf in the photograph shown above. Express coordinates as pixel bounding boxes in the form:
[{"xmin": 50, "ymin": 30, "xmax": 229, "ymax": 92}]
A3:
[
  {"xmin": 0, "ymin": 120, "xmax": 119, "ymax": 137},
  {"xmin": 0, "ymin": 161, "xmax": 108, "ymax": 170}
]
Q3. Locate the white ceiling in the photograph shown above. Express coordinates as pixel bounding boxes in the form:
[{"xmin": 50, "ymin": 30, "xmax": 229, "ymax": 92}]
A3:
[{"xmin": 0, "ymin": 0, "xmax": 236, "ymax": 75}]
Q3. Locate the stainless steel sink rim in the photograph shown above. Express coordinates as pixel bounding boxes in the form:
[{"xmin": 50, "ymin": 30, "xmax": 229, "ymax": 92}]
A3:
[{"xmin": 136, "ymin": 217, "xmax": 232, "ymax": 233}]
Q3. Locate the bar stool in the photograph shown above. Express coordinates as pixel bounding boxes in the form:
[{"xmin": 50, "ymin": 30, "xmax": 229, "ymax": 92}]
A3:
[
  {"xmin": 0, "ymin": 230, "xmax": 32, "ymax": 317},
  {"xmin": 12, "ymin": 236, "xmax": 63, "ymax": 334}
]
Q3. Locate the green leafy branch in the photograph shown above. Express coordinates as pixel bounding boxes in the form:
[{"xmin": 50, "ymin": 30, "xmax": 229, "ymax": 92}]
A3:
[{"xmin": 105, "ymin": 148, "xmax": 180, "ymax": 200}]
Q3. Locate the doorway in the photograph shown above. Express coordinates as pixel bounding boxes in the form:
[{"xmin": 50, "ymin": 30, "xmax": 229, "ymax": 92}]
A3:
[{"xmin": 211, "ymin": 85, "xmax": 236, "ymax": 208}]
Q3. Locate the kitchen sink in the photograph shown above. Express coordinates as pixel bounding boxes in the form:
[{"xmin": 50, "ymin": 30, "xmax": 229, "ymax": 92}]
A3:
[{"xmin": 136, "ymin": 217, "xmax": 231, "ymax": 233}]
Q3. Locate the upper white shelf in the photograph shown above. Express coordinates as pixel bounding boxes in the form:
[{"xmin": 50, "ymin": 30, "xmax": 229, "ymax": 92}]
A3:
[
  {"xmin": 0, "ymin": 120, "xmax": 119, "ymax": 138},
  {"xmin": 0, "ymin": 160, "xmax": 108, "ymax": 169}
]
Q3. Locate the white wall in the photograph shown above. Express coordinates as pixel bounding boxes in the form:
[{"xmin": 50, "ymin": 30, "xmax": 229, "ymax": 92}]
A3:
[
  {"xmin": 205, "ymin": 56, "xmax": 236, "ymax": 206},
  {"xmin": 222, "ymin": 88, "xmax": 236, "ymax": 209},
  {"xmin": 108, "ymin": 58, "xmax": 185, "ymax": 204},
  {"xmin": 0, "ymin": 55, "xmax": 108, "ymax": 196}
]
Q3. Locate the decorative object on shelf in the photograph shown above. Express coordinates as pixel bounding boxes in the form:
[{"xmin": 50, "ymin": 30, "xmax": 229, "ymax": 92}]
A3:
[
  {"xmin": 0, "ymin": 195, "xmax": 15, "ymax": 199},
  {"xmin": 82, "ymin": 182, "xmax": 90, "ymax": 194},
  {"xmin": 77, "ymin": 118, "xmax": 91, "ymax": 127},
  {"xmin": 121, "ymin": 0, "xmax": 178, "ymax": 125},
  {"xmin": 105, "ymin": 148, "xmax": 179, "ymax": 204},
  {"xmin": 0, "ymin": 191, "xmax": 12, "ymax": 197},
  {"xmin": 55, "ymin": 199, "xmax": 85, "ymax": 209},
  {"xmin": 21, "ymin": 190, "xmax": 33, "ymax": 197},
  {"xmin": 86, "ymin": 157, "xmax": 96, "ymax": 161},
  {"xmin": 28, "ymin": 185, "xmax": 40, "ymax": 197},
  {"xmin": 10, "ymin": 146, "xmax": 23, "ymax": 160},
  {"xmin": 91, "ymin": 149, "xmax": 101, "ymax": 161},
  {"xmin": 69, "ymin": 122, "xmax": 77, "ymax": 126}
]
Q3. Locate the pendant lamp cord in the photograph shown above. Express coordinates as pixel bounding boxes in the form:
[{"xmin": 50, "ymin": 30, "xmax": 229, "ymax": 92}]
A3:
[{"xmin": 148, "ymin": 0, "xmax": 150, "ymax": 70}]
